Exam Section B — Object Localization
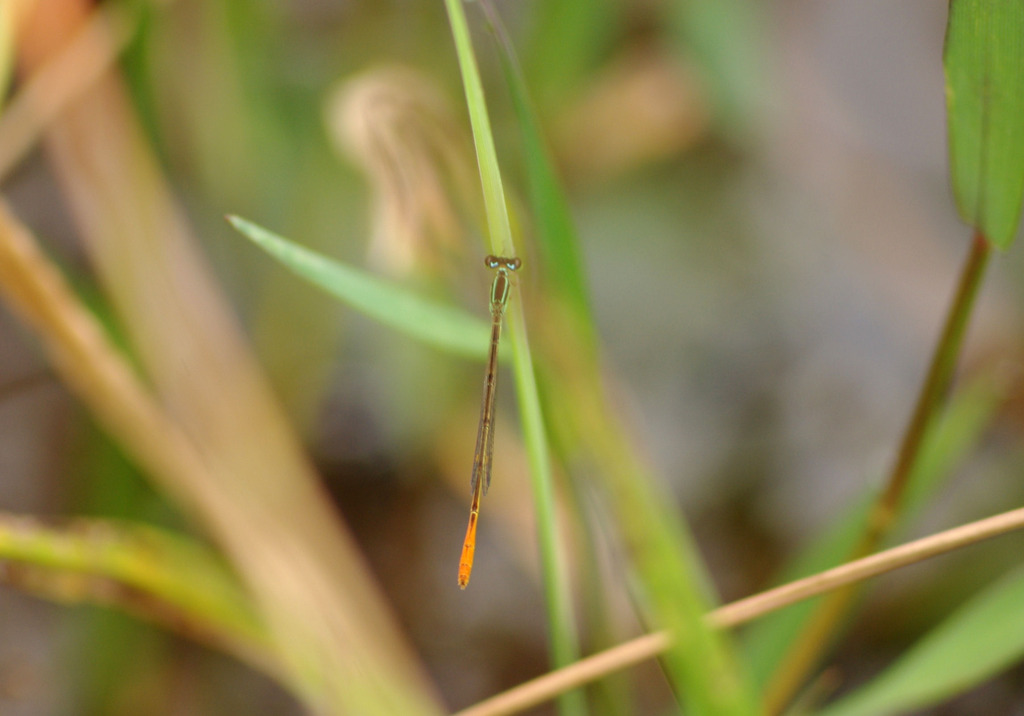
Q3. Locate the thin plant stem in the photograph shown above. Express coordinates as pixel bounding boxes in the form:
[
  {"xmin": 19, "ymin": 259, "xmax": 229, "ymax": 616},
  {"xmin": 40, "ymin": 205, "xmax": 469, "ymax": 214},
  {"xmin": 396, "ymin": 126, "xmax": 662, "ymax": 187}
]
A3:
[
  {"xmin": 763, "ymin": 230, "xmax": 992, "ymax": 713},
  {"xmin": 454, "ymin": 500, "xmax": 1024, "ymax": 716},
  {"xmin": 872, "ymin": 231, "xmax": 991, "ymax": 538},
  {"xmin": 0, "ymin": 2, "xmax": 135, "ymax": 180},
  {"xmin": 10, "ymin": 2, "xmax": 448, "ymax": 706},
  {"xmin": 0, "ymin": 198, "xmax": 444, "ymax": 714}
]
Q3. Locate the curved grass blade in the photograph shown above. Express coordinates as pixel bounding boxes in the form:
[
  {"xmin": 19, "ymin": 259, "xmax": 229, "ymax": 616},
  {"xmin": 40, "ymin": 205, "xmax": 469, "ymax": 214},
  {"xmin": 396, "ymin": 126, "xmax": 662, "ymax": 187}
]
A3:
[
  {"xmin": 443, "ymin": 0, "xmax": 513, "ymax": 258},
  {"xmin": 0, "ymin": 513, "xmax": 274, "ymax": 675},
  {"xmin": 945, "ymin": 0, "xmax": 1024, "ymax": 249},
  {"xmin": 818, "ymin": 567, "xmax": 1024, "ymax": 716},
  {"xmin": 227, "ymin": 215, "xmax": 490, "ymax": 360}
]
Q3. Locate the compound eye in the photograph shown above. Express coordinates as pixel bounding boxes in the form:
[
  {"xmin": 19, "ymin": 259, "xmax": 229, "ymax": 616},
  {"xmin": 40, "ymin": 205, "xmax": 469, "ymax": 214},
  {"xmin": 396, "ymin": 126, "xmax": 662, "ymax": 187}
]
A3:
[
  {"xmin": 505, "ymin": 258, "xmax": 522, "ymax": 271},
  {"xmin": 484, "ymin": 255, "xmax": 501, "ymax": 269}
]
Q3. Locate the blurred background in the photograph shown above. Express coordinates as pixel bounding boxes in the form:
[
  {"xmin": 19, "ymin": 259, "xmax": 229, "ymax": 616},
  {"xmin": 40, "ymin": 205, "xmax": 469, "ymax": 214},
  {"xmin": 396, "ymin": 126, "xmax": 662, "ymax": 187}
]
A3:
[{"xmin": 2, "ymin": 0, "xmax": 1024, "ymax": 714}]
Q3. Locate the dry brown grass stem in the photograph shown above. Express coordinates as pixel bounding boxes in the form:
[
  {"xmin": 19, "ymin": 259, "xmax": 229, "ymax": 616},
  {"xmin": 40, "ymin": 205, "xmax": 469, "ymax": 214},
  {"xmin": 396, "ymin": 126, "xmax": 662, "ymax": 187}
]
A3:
[
  {"xmin": 0, "ymin": 3, "xmax": 133, "ymax": 180},
  {"xmin": 0, "ymin": 199, "xmax": 212, "ymax": 512},
  {"xmin": 5, "ymin": 3, "xmax": 444, "ymax": 713},
  {"xmin": 456, "ymin": 503, "xmax": 1024, "ymax": 716}
]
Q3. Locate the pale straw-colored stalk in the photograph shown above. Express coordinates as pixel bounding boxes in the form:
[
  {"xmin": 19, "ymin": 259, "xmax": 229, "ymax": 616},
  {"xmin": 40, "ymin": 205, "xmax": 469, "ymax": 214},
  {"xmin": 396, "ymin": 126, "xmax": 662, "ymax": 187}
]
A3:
[
  {"xmin": 455, "ymin": 502, "xmax": 1024, "ymax": 716},
  {"xmin": 6, "ymin": 4, "xmax": 443, "ymax": 714}
]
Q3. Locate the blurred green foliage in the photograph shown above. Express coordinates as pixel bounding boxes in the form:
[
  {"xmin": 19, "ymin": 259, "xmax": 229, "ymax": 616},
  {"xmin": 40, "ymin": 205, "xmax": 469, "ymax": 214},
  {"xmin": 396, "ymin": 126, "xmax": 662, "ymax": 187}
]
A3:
[{"xmin": 4, "ymin": 1, "xmax": 1024, "ymax": 715}]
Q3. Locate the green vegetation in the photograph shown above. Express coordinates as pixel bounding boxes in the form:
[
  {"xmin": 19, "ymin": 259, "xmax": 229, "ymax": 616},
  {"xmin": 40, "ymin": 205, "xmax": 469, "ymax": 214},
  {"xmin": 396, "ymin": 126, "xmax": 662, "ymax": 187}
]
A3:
[{"xmin": 1, "ymin": 1, "xmax": 1023, "ymax": 715}]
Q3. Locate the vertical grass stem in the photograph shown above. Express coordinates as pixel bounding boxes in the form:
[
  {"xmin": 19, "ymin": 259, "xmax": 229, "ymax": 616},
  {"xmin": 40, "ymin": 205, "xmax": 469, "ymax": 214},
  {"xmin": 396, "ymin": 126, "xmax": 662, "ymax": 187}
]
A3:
[{"xmin": 764, "ymin": 230, "xmax": 993, "ymax": 713}]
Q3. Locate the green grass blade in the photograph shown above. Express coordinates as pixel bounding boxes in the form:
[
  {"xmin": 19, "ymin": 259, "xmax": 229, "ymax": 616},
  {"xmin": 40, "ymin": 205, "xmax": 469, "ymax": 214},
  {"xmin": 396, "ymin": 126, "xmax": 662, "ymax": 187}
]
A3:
[
  {"xmin": 945, "ymin": 0, "xmax": 1024, "ymax": 249},
  {"xmin": 0, "ymin": 513, "xmax": 273, "ymax": 674},
  {"xmin": 479, "ymin": 1, "xmax": 596, "ymax": 349},
  {"xmin": 741, "ymin": 368, "xmax": 1008, "ymax": 685},
  {"xmin": 622, "ymin": 475, "xmax": 759, "ymax": 715},
  {"xmin": 504, "ymin": 304, "xmax": 585, "ymax": 716},
  {"xmin": 443, "ymin": 0, "xmax": 513, "ymax": 258},
  {"xmin": 474, "ymin": 5, "xmax": 757, "ymax": 712},
  {"xmin": 668, "ymin": 0, "xmax": 771, "ymax": 141},
  {"xmin": 566, "ymin": 401, "xmax": 758, "ymax": 714},
  {"xmin": 227, "ymin": 215, "xmax": 490, "ymax": 360},
  {"xmin": 442, "ymin": 3, "xmax": 584, "ymax": 715},
  {"xmin": 818, "ymin": 567, "xmax": 1024, "ymax": 716},
  {"xmin": 740, "ymin": 497, "xmax": 872, "ymax": 687},
  {"xmin": 523, "ymin": 0, "xmax": 616, "ymax": 102}
]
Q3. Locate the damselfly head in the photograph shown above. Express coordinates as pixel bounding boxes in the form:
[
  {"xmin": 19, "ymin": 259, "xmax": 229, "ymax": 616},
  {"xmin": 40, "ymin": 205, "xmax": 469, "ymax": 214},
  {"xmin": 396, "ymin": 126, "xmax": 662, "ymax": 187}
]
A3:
[{"xmin": 484, "ymin": 255, "xmax": 521, "ymax": 271}]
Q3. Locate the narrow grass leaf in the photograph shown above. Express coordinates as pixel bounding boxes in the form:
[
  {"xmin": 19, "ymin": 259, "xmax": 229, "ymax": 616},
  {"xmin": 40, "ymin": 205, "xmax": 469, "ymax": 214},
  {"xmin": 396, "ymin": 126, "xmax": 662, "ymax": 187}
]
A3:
[
  {"xmin": 442, "ymin": 4, "xmax": 584, "ymax": 715},
  {"xmin": 819, "ymin": 567, "xmax": 1024, "ymax": 716},
  {"xmin": 945, "ymin": 0, "xmax": 1024, "ymax": 249},
  {"xmin": 443, "ymin": 0, "xmax": 513, "ymax": 257},
  {"xmin": 479, "ymin": 1, "xmax": 596, "ymax": 348},
  {"xmin": 228, "ymin": 215, "xmax": 490, "ymax": 360},
  {"xmin": 475, "ymin": 5, "xmax": 757, "ymax": 711},
  {"xmin": 523, "ymin": 0, "xmax": 616, "ymax": 101},
  {"xmin": 668, "ymin": 0, "xmax": 770, "ymax": 141}
]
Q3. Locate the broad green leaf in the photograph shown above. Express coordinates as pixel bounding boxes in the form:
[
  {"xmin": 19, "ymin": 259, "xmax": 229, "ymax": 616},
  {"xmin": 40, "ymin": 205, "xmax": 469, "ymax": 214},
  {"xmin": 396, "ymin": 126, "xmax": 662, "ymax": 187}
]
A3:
[
  {"xmin": 819, "ymin": 567, "xmax": 1024, "ymax": 716},
  {"xmin": 227, "ymin": 215, "xmax": 490, "ymax": 360},
  {"xmin": 741, "ymin": 369, "xmax": 1007, "ymax": 685},
  {"xmin": 945, "ymin": 0, "xmax": 1024, "ymax": 249}
]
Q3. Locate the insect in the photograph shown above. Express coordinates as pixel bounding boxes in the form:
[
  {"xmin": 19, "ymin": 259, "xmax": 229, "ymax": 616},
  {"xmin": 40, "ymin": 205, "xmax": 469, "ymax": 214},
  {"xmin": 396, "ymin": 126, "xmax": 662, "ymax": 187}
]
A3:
[{"xmin": 459, "ymin": 255, "xmax": 521, "ymax": 589}]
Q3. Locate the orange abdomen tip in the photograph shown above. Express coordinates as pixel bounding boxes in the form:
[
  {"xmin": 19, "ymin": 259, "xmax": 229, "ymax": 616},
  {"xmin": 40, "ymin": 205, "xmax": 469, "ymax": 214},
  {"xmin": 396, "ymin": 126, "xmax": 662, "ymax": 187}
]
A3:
[{"xmin": 458, "ymin": 512, "xmax": 478, "ymax": 589}]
